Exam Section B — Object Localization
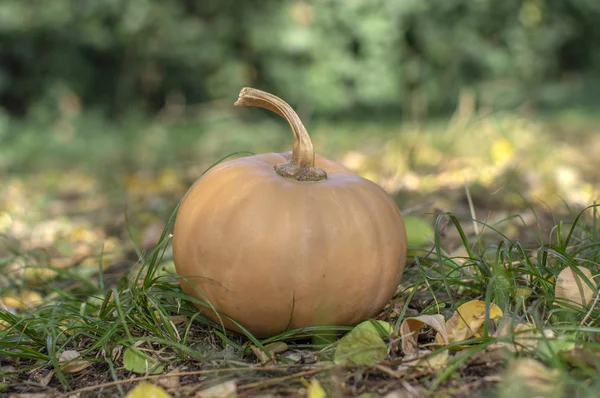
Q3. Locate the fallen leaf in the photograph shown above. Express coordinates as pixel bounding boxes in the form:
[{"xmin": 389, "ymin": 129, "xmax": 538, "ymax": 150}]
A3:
[
  {"xmin": 499, "ymin": 358, "xmax": 563, "ymax": 398},
  {"xmin": 251, "ymin": 342, "xmax": 288, "ymax": 364},
  {"xmin": 334, "ymin": 320, "xmax": 391, "ymax": 364},
  {"xmin": 59, "ymin": 350, "xmax": 92, "ymax": 373},
  {"xmin": 39, "ymin": 369, "xmax": 55, "ymax": 387},
  {"xmin": 383, "ymin": 391, "xmax": 417, "ymax": 398},
  {"xmin": 560, "ymin": 345, "xmax": 600, "ymax": 370},
  {"xmin": 196, "ymin": 380, "xmax": 237, "ymax": 398},
  {"xmin": 111, "ymin": 345, "xmax": 123, "ymax": 361},
  {"xmin": 250, "ymin": 345, "xmax": 270, "ymax": 364},
  {"xmin": 554, "ymin": 266, "xmax": 596, "ymax": 309},
  {"xmin": 123, "ymin": 348, "xmax": 164, "ymax": 375},
  {"xmin": 1, "ymin": 289, "xmax": 43, "ymax": 311},
  {"xmin": 401, "ymin": 349, "xmax": 448, "ymax": 373},
  {"xmin": 493, "ymin": 317, "xmax": 539, "ymax": 352},
  {"xmin": 0, "ymin": 319, "xmax": 9, "ymax": 331},
  {"xmin": 403, "ymin": 216, "xmax": 434, "ymax": 251},
  {"xmin": 23, "ymin": 267, "xmax": 58, "ymax": 283},
  {"xmin": 490, "ymin": 139, "xmax": 514, "ymax": 165},
  {"xmin": 168, "ymin": 315, "xmax": 188, "ymax": 326},
  {"xmin": 281, "ymin": 350, "xmax": 317, "ymax": 364},
  {"xmin": 400, "ymin": 314, "xmax": 447, "ymax": 355},
  {"xmin": 126, "ymin": 382, "xmax": 171, "ymax": 398},
  {"xmin": 156, "ymin": 368, "xmax": 181, "ymax": 390},
  {"xmin": 435, "ymin": 300, "xmax": 502, "ymax": 345},
  {"xmin": 536, "ymin": 335, "xmax": 576, "ymax": 360},
  {"xmin": 307, "ymin": 378, "xmax": 327, "ymax": 398},
  {"xmin": 465, "ymin": 344, "xmax": 509, "ymax": 366}
]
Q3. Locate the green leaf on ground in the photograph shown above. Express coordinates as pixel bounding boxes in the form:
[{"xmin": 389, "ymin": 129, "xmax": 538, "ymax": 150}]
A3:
[
  {"xmin": 334, "ymin": 320, "xmax": 391, "ymax": 365},
  {"xmin": 123, "ymin": 348, "xmax": 164, "ymax": 375},
  {"xmin": 403, "ymin": 215, "xmax": 434, "ymax": 250}
]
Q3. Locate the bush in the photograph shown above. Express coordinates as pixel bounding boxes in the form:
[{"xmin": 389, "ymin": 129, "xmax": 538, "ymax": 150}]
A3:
[{"xmin": 0, "ymin": 0, "xmax": 599, "ymax": 119}]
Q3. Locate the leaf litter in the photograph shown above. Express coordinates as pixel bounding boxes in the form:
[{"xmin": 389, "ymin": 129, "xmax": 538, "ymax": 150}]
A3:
[{"xmin": 2, "ymin": 116, "xmax": 600, "ymax": 396}]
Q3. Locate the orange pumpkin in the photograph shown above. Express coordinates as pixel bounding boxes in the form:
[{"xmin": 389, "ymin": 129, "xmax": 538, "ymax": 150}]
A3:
[{"xmin": 173, "ymin": 88, "xmax": 407, "ymax": 337}]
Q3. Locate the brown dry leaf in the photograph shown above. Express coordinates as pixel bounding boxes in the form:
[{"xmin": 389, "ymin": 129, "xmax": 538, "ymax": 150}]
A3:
[
  {"xmin": 250, "ymin": 345, "xmax": 270, "ymax": 364},
  {"xmin": 170, "ymin": 315, "xmax": 188, "ymax": 325},
  {"xmin": 111, "ymin": 345, "xmax": 123, "ymax": 361},
  {"xmin": 400, "ymin": 314, "xmax": 447, "ymax": 355},
  {"xmin": 435, "ymin": 300, "xmax": 503, "ymax": 345},
  {"xmin": 39, "ymin": 370, "xmax": 55, "ymax": 387},
  {"xmin": 554, "ymin": 266, "xmax": 596, "ymax": 309},
  {"xmin": 59, "ymin": 350, "xmax": 92, "ymax": 373},
  {"xmin": 251, "ymin": 342, "xmax": 288, "ymax": 364},
  {"xmin": 195, "ymin": 380, "xmax": 237, "ymax": 398}
]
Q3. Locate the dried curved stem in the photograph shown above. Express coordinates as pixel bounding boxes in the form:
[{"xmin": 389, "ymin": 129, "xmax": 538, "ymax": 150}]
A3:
[{"xmin": 234, "ymin": 87, "xmax": 327, "ymax": 182}]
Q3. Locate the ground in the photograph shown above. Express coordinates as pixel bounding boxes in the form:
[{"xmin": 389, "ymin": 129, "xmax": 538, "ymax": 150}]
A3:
[{"xmin": 1, "ymin": 104, "xmax": 599, "ymax": 397}]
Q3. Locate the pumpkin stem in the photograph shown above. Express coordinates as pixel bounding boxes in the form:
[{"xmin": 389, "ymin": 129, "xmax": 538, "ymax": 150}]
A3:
[{"xmin": 234, "ymin": 87, "xmax": 327, "ymax": 182}]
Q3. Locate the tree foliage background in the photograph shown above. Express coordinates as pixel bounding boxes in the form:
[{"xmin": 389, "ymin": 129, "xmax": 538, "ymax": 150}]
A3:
[{"xmin": 1, "ymin": 0, "xmax": 599, "ymax": 121}]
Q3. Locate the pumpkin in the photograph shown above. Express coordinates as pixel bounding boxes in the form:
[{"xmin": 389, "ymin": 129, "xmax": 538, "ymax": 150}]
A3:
[{"xmin": 172, "ymin": 87, "xmax": 407, "ymax": 337}]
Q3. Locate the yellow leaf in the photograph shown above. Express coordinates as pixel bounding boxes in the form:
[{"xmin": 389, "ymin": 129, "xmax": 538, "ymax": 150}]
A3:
[
  {"xmin": 400, "ymin": 314, "xmax": 447, "ymax": 355},
  {"xmin": 126, "ymin": 382, "xmax": 171, "ymax": 398},
  {"xmin": 23, "ymin": 267, "xmax": 58, "ymax": 283},
  {"xmin": 307, "ymin": 379, "xmax": 327, "ymax": 398},
  {"xmin": 435, "ymin": 300, "xmax": 502, "ymax": 345},
  {"xmin": 1, "ymin": 289, "xmax": 43, "ymax": 311},
  {"xmin": 490, "ymin": 138, "xmax": 514, "ymax": 165}
]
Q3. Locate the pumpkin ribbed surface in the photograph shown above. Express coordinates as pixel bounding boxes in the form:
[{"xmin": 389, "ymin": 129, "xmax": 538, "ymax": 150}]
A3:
[{"xmin": 172, "ymin": 88, "xmax": 407, "ymax": 337}]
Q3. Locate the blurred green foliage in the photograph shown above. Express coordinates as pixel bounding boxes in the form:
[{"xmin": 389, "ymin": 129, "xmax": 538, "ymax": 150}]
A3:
[{"xmin": 1, "ymin": 0, "xmax": 599, "ymax": 119}]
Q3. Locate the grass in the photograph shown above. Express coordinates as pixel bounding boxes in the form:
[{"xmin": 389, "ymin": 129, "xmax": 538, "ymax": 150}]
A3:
[{"xmin": 1, "ymin": 105, "xmax": 600, "ymax": 397}]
